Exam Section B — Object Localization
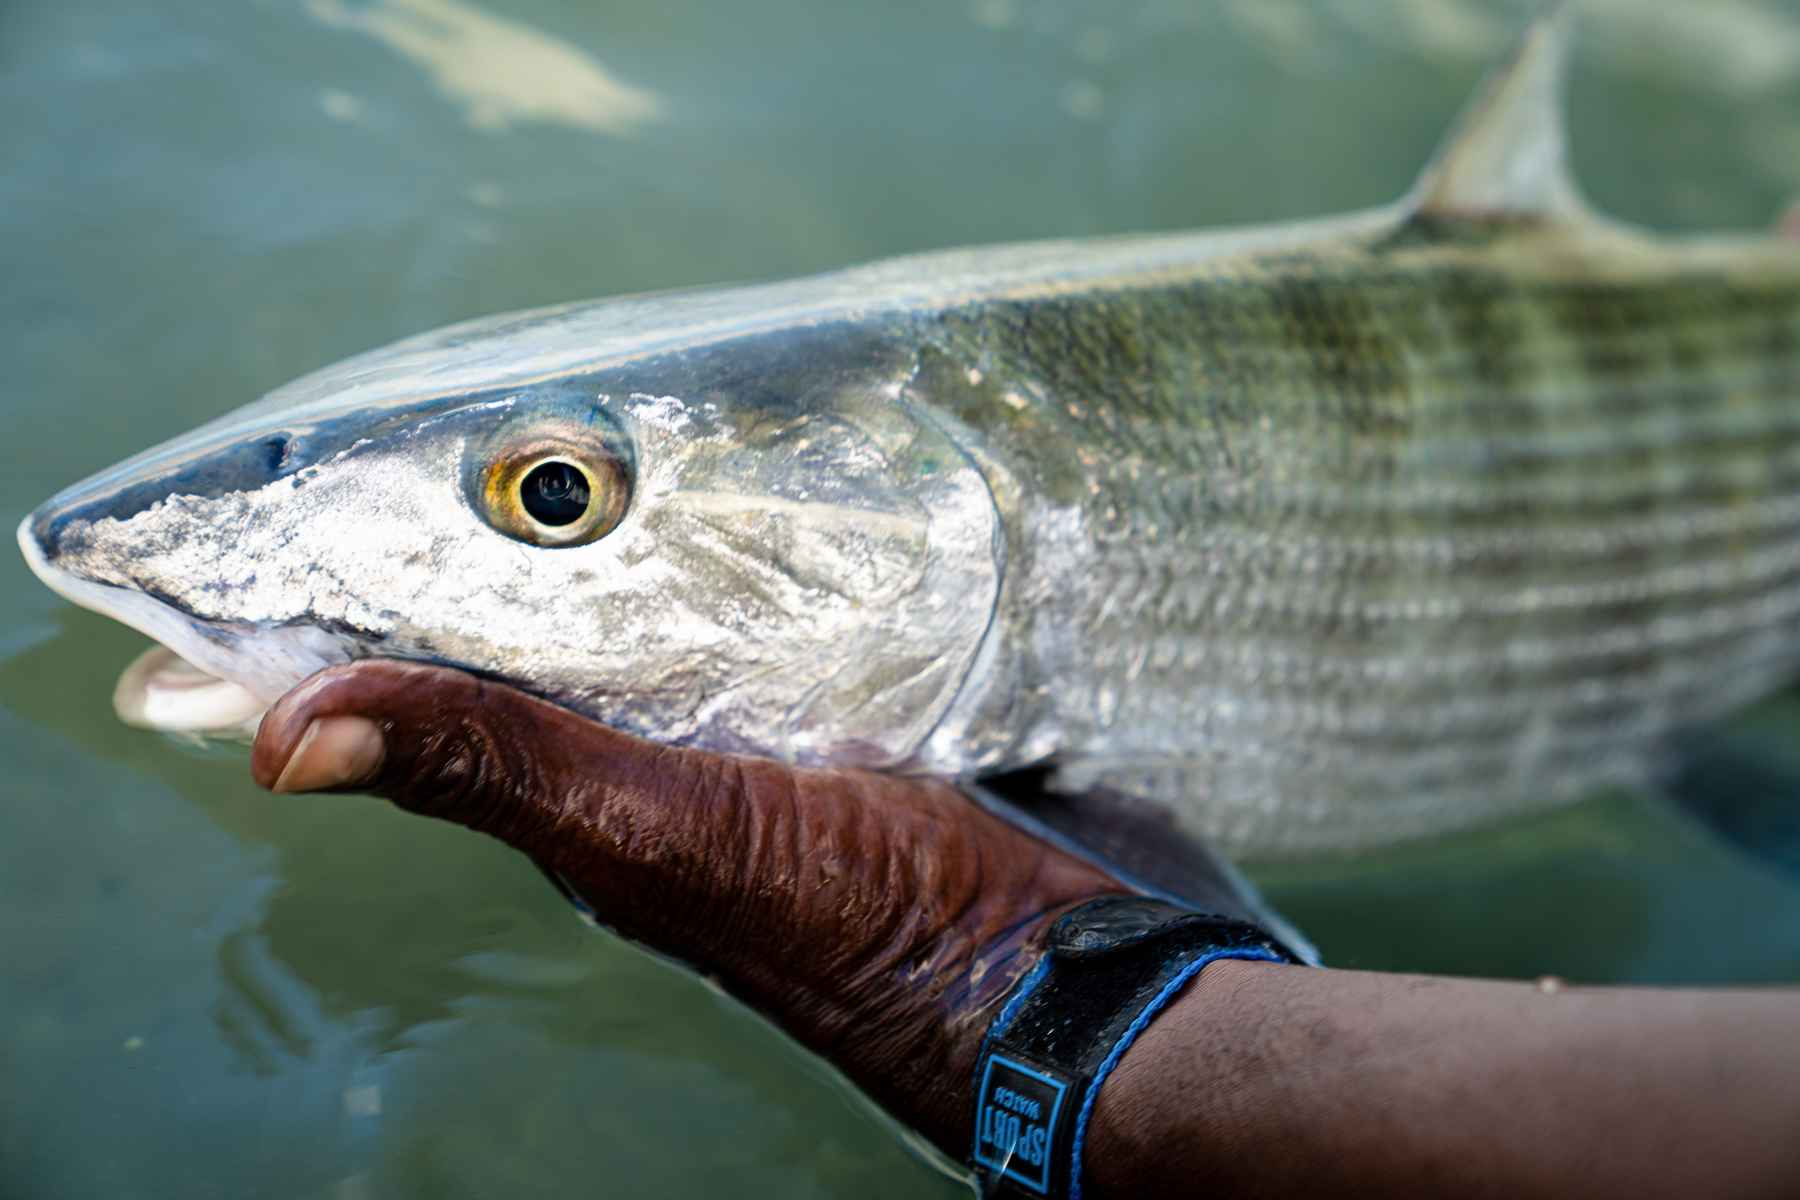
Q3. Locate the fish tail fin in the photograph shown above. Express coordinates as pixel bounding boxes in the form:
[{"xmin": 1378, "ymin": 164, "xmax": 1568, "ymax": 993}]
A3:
[{"xmin": 1407, "ymin": 1, "xmax": 1590, "ymax": 223}]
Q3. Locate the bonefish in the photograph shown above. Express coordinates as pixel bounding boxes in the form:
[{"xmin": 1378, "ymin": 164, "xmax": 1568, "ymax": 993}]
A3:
[{"xmin": 20, "ymin": 9, "xmax": 1800, "ymax": 881}]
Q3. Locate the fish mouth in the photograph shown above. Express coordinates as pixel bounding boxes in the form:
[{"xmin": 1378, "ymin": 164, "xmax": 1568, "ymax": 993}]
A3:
[
  {"xmin": 111, "ymin": 644, "xmax": 267, "ymax": 741},
  {"xmin": 16, "ymin": 516, "xmax": 348, "ymax": 741}
]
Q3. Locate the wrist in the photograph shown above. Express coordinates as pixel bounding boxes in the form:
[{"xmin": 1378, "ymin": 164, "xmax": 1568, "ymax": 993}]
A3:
[
  {"xmin": 1077, "ymin": 957, "xmax": 1278, "ymax": 1199},
  {"xmin": 721, "ymin": 766, "xmax": 1123, "ymax": 1154},
  {"xmin": 969, "ymin": 903, "xmax": 1296, "ymax": 1198},
  {"xmin": 839, "ymin": 849, "xmax": 1117, "ymax": 1153}
]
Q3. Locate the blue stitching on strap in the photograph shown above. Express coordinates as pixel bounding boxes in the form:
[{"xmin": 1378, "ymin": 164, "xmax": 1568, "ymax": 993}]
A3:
[
  {"xmin": 1067, "ymin": 946, "xmax": 1282, "ymax": 1200},
  {"xmin": 970, "ymin": 954, "xmax": 1053, "ymax": 1121},
  {"xmin": 990, "ymin": 955, "xmax": 1051, "ymax": 1040}
]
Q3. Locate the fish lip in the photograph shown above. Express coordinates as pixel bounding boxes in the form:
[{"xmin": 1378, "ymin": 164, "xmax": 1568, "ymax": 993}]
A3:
[
  {"xmin": 17, "ymin": 511, "xmax": 143, "ymax": 633},
  {"xmin": 112, "ymin": 644, "xmax": 267, "ymax": 740},
  {"xmin": 16, "ymin": 513, "xmax": 344, "ymax": 737}
]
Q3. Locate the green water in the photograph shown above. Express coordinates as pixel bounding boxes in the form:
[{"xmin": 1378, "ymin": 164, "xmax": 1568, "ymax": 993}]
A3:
[{"xmin": 4, "ymin": 1, "xmax": 1800, "ymax": 1195}]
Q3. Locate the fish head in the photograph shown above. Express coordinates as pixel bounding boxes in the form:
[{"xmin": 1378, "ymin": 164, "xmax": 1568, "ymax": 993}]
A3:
[{"xmin": 20, "ymin": 302, "xmax": 1003, "ymax": 767}]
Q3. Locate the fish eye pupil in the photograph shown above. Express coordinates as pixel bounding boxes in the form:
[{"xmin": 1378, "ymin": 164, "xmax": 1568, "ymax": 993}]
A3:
[{"xmin": 520, "ymin": 460, "xmax": 591, "ymax": 526}]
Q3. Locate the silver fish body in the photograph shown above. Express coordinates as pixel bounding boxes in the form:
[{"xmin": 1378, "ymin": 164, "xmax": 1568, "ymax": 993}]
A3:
[
  {"xmin": 21, "ymin": 11, "xmax": 1800, "ymax": 859},
  {"xmin": 927, "ymin": 218, "xmax": 1800, "ymax": 854}
]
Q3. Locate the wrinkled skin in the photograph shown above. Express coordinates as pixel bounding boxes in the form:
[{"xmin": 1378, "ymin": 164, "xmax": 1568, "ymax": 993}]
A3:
[{"xmin": 251, "ymin": 659, "xmax": 1121, "ymax": 1149}]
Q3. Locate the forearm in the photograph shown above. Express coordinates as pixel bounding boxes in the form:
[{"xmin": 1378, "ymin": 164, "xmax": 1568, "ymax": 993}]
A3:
[{"xmin": 1088, "ymin": 960, "xmax": 1800, "ymax": 1199}]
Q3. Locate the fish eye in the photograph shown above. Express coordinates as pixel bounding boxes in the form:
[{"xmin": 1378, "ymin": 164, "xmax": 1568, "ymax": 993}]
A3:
[
  {"xmin": 520, "ymin": 459, "xmax": 590, "ymax": 526},
  {"xmin": 479, "ymin": 444, "xmax": 630, "ymax": 547}
]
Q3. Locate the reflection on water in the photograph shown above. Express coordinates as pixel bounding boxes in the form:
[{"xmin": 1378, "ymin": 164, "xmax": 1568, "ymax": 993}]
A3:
[
  {"xmin": 306, "ymin": 0, "xmax": 664, "ymax": 135},
  {"xmin": 4, "ymin": 0, "xmax": 1800, "ymax": 1196}
]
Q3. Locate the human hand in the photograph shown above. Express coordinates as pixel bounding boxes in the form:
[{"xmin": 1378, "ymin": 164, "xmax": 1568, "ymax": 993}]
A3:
[
  {"xmin": 245, "ymin": 662, "xmax": 1800, "ymax": 1200},
  {"xmin": 249, "ymin": 660, "xmax": 1124, "ymax": 1153}
]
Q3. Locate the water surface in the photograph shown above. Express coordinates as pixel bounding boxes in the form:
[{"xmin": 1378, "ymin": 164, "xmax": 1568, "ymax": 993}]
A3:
[{"xmin": 4, "ymin": 1, "xmax": 1800, "ymax": 1195}]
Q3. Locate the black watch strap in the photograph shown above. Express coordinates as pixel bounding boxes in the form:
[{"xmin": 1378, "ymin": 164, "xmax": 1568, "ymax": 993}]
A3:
[{"xmin": 970, "ymin": 895, "xmax": 1297, "ymax": 1199}]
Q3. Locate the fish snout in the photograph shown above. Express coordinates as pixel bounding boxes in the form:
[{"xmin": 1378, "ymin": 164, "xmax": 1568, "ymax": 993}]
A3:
[
  {"xmin": 18, "ymin": 419, "xmax": 332, "ymax": 645},
  {"xmin": 17, "ymin": 487, "xmax": 123, "ymax": 597},
  {"xmin": 18, "ymin": 425, "xmax": 353, "ymax": 740},
  {"xmin": 19, "ymin": 506, "xmax": 60, "ymax": 575},
  {"xmin": 20, "ymin": 426, "xmax": 317, "ymax": 582}
]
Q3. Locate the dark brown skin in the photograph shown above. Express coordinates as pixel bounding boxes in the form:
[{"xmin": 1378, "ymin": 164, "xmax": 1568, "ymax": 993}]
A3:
[
  {"xmin": 252, "ymin": 661, "xmax": 1800, "ymax": 1198},
  {"xmin": 250, "ymin": 661, "xmax": 1121, "ymax": 1151},
  {"xmin": 1101, "ymin": 963, "xmax": 1800, "ymax": 1198}
]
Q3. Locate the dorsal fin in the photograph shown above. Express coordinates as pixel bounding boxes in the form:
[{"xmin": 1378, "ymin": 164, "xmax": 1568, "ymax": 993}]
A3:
[{"xmin": 1409, "ymin": 3, "xmax": 1587, "ymax": 221}]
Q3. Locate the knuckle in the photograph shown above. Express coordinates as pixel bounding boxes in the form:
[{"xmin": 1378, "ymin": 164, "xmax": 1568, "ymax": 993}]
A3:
[{"xmin": 383, "ymin": 710, "xmax": 556, "ymax": 844}]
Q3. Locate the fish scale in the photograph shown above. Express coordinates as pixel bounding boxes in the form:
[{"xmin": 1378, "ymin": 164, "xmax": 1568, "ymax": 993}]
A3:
[{"xmin": 920, "ymin": 229, "xmax": 1800, "ymax": 852}]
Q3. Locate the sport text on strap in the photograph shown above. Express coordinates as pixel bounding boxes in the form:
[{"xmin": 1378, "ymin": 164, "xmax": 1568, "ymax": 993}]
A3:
[{"xmin": 970, "ymin": 895, "xmax": 1299, "ymax": 1199}]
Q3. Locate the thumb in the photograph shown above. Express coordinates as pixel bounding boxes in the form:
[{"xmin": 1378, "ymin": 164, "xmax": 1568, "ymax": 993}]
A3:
[{"xmin": 250, "ymin": 659, "xmax": 714, "ymax": 855}]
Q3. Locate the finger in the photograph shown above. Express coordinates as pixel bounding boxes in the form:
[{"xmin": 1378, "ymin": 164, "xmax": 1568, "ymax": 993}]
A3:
[
  {"xmin": 250, "ymin": 659, "xmax": 471, "ymax": 794},
  {"xmin": 250, "ymin": 659, "xmax": 686, "ymax": 850}
]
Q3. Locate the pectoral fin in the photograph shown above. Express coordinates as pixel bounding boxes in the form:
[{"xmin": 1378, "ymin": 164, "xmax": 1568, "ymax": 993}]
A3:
[{"xmin": 971, "ymin": 767, "xmax": 1319, "ymax": 964}]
